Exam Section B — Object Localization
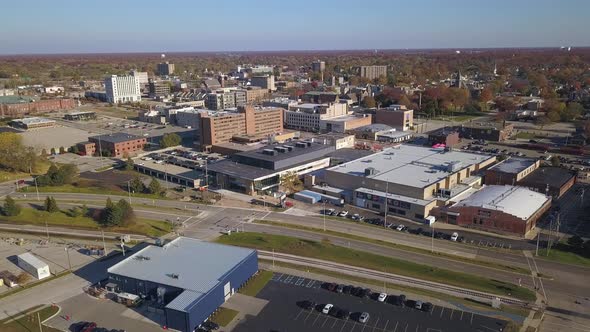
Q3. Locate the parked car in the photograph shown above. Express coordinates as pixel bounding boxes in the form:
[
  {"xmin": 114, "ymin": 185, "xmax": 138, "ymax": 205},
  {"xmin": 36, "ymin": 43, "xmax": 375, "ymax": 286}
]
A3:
[
  {"xmin": 325, "ymin": 208, "xmax": 335, "ymax": 215},
  {"xmin": 322, "ymin": 304, "xmax": 334, "ymax": 314},
  {"xmin": 338, "ymin": 211, "xmax": 349, "ymax": 217},
  {"xmin": 450, "ymin": 232, "xmax": 459, "ymax": 241},
  {"xmin": 78, "ymin": 322, "xmax": 97, "ymax": 332},
  {"xmin": 415, "ymin": 300, "xmax": 423, "ymax": 310},
  {"xmin": 396, "ymin": 294, "xmax": 407, "ymax": 306},
  {"xmin": 422, "ymin": 302, "xmax": 434, "ymax": 312},
  {"xmin": 327, "ymin": 283, "xmax": 337, "ymax": 291},
  {"xmin": 336, "ymin": 284, "xmax": 344, "ymax": 293},
  {"xmin": 352, "ymin": 287, "xmax": 363, "ymax": 297},
  {"xmin": 336, "ymin": 309, "xmax": 350, "ymax": 320},
  {"xmin": 377, "ymin": 293, "xmax": 388, "ymax": 302},
  {"xmin": 202, "ymin": 321, "xmax": 219, "ymax": 331},
  {"xmin": 300, "ymin": 300, "xmax": 316, "ymax": 310},
  {"xmin": 359, "ymin": 312, "xmax": 370, "ymax": 323},
  {"xmin": 396, "ymin": 224, "xmax": 405, "ymax": 231},
  {"xmin": 351, "ymin": 213, "xmax": 360, "ymax": 220},
  {"xmin": 343, "ymin": 285, "xmax": 352, "ymax": 294}
]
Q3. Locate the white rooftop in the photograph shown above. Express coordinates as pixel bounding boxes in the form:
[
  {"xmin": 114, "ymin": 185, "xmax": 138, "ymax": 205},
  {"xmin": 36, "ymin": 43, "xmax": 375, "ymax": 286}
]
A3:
[
  {"xmin": 328, "ymin": 145, "xmax": 495, "ymax": 188},
  {"xmin": 453, "ymin": 185, "xmax": 550, "ymax": 220},
  {"xmin": 17, "ymin": 252, "xmax": 48, "ymax": 269},
  {"xmin": 14, "ymin": 117, "xmax": 55, "ymax": 125}
]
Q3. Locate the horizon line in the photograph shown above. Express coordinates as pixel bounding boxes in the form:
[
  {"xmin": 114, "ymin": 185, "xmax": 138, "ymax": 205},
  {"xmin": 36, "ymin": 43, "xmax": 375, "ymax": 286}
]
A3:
[{"xmin": 1, "ymin": 45, "xmax": 589, "ymax": 57}]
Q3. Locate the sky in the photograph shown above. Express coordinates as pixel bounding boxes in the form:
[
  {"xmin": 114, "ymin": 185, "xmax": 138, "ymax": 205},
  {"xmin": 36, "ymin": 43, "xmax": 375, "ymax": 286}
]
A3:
[{"xmin": 1, "ymin": 0, "xmax": 589, "ymax": 54}]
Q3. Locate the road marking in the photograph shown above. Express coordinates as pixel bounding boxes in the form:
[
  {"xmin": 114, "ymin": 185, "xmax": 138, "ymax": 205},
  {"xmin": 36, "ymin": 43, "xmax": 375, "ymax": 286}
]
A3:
[
  {"xmin": 479, "ymin": 325, "xmax": 499, "ymax": 332},
  {"xmin": 360, "ymin": 321, "xmax": 367, "ymax": 332},
  {"xmin": 470, "ymin": 312, "xmax": 474, "ymax": 325},
  {"xmin": 404, "ymin": 323, "xmax": 409, "ymax": 332},
  {"xmin": 350, "ymin": 321, "xmax": 358, "ymax": 332},
  {"xmin": 295, "ymin": 277, "xmax": 304, "ymax": 286},
  {"xmin": 372, "ymin": 316, "xmax": 380, "ymax": 332},
  {"xmin": 393, "ymin": 321, "xmax": 398, "ymax": 332},
  {"xmin": 306, "ymin": 279, "xmax": 315, "ymax": 288},
  {"xmin": 449, "ymin": 309, "xmax": 454, "ymax": 320},
  {"xmin": 303, "ymin": 310, "xmax": 313, "ymax": 323},
  {"xmin": 294, "ymin": 309, "xmax": 305, "ymax": 320},
  {"xmin": 340, "ymin": 319, "xmax": 348, "ymax": 332},
  {"xmin": 415, "ymin": 325, "xmax": 419, "ymax": 332},
  {"xmin": 321, "ymin": 316, "xmax": 330, "ymax": 328},
  {"xmin": 383, "ymin": 319, "xmax": 389, "ymax": 331},
  {"xmin": 440, "ymin": 307, "xmax": 444, "ymax": 318},
  {"xmin": 460, "ymin": 310, "xmax": 464, "ymax": 320},
  {"xmin": 331, "ymin": 317, "xmax": 339, "ymax": 329},
  {"xmin": 312, "ymin": 312, "xmax": 321, "ymax": 326}
]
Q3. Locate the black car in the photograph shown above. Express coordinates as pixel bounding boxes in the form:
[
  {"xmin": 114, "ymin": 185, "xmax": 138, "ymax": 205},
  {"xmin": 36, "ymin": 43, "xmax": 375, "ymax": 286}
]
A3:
[
  {"xmin": 363, "ymin": 288, "xmax": 372, "ymax": 298},
  {"xmin": 415, "ymin": 227, "xmax": 423, "ymax": 235},
  {"xmin": 336, "ymin": 309, "xmax": 350, "ymax": 319},
  {"xmin": 336, "ymin": 284, "xmax": 344, "ymax": 293},
  {"xmin": 342, "ymin": 285, "xmax": 352, "ymax": 294},
  {"xmin": 329, "ymin": 306, "xmax": 341, "ymax": 317},
  {"xmin": 397, "ymin": 294, "xmax": 407, "ymax": 306},
  {"xmin": 352, "ymin": 287, "xmax": 363, "ymax": 296},
  {"xmin": 300, "ymin": 300, "xmax": 316, "ymax": 310},
  {"xmin": 202, "ymin": 321, "xmax": 219, "ymax": 331},
  {"xmin": 422, "ymin": 302, "xmax": 434, "ymax": 312}
]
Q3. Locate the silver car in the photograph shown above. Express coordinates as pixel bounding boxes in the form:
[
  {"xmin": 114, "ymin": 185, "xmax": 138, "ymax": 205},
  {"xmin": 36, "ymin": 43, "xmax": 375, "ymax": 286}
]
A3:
[{"xmin": 359, "ymin": 312, "xmax": 370, "ymax": 323}]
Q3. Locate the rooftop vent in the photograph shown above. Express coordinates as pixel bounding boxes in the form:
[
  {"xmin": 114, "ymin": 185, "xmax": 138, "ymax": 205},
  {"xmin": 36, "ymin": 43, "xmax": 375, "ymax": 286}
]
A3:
[
  {"xmin": 365, "ymin": 167, "xmax": 377, "ymax": 176},
  {"xmin": 167, "ymin": 273, "xmax": 179, "ymax": 279}
]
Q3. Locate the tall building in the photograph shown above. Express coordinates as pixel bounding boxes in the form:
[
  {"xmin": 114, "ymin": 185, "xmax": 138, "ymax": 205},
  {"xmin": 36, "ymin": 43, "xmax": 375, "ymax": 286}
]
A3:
[
  {"xmin": 206, "ymin": 90, "xmax": 236, "ymax": 110},
  {"xmin": 311, "ymin": 60, "xmax": 326, "ymax": 72},
  {"xmin": 375, "ymin": 105, "xmax": 414, "ymax": 130},
  {"xmin": 198, "ymin": 106, "xmax": 283, "ymax": 150},
  {"xmin": 359, "ymin": 65, "xmax": 387, "ymax": 80},
  {"xmin": 148, "ymin": 79, "xmax": 171, "ymax": 98},
  {"xmin": 130, "ymin": 70, "xmax": 149, "ymax": 85},
  {"xmin": 250, "ymin": 75, "xmax": 276, "ymax": 91},
  {"xmin": 157, "ymin": 62, "xmax": 175, "ymax": 76},
  {"xmin": 285, "ymin": 102, "xmax": 349, "ymax": 132},
  {"xmin": 104, "ymin": 75, "xmax": 141, "ymax": 104}
]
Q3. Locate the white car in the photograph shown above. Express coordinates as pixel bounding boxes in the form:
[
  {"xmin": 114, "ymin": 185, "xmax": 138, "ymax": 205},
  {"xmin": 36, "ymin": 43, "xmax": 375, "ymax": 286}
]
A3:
[
  {"xmin": 415, "ymin": 300, "xmax": 423, "ymax": 310},
  {"xmin": 359, "ymin": 312, "xmax": 370, "ymax": 323},
  {"xmin": 396, "ymin": 224, "xmax": 405, "ymax": 231},
  {"xmin": 450, "ymin": 232, "xmax": 459, "ymax": 241},
  {"xmin": 351, "ymin": 213, "xmax": 360, "ymax": 220},
  {"xmin": 322, "ymin": 304, "xmax": 333, "ymax": 314},
  {"xmin": 377, "ymin": 293, "xmax": 387, "ymax": 302},
  {"xmin": 338, "ymin": 211, "xmax": 348, "ymax": 217}
]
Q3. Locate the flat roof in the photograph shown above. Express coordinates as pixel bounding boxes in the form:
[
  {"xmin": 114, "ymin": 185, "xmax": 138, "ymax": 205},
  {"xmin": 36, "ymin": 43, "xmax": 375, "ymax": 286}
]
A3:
[
  {"xmin": 352, "ymin": 124, "xmax": 393, "ymax": 133},
  {"xmin": 321, "ymin": 115, "xmax": 364, "ymax": 122},
  {"xmin": 453, "ymin": 185, "xmax": 549, "ymax": 220},
  {"xmin": 66, "ymin": 111, "xmax": 96, "ymax": 116},
  {"xmin": 328, "ymin": 145, "xmax": 494, "ymax": 188},
  {"xmin": 108, "ymin": 237, "xmax": 255, "ymax": 312},
  {"xmin": 89, "ymin": 132, "xmax": 144, "ymax": 144},
  {"xmin": 17, "ymin": 252, "xmax": 48, "ymax": 269},
  {"xmin": 376, "ymin": 130, "xmax": 413, "ymax": 139},
  {"xmin": 519, "ymin": 167, "xmax": 576, "ymax": 188},
  {"xmin": 136, "ymin": 160, "xmax": 201, "ymax": 178},
  {"xmin": 234, "ymin": 141, "xmax": 332, "ymax": 163},
  {"xmin": 12, "ymin": 117, "xmax": 55, "ymax": 125},
  {"xmin": 355, "ymin": 187, "xmax": 434, "ymax": 206},
  {"xmin": 207, "ymin": 160, "xmax": 275, "ymax": 180},
  {"xmin": 488, "ymin": 157, "xmax": 537, "ymax": 174}
]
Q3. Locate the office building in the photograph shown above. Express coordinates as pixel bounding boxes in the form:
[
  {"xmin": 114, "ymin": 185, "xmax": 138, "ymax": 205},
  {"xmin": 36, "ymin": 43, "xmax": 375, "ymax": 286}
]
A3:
[
  {"xmin": 323, "ymin": 145, "xmax": 496, "ymax": 221},
  {"xmin": 107, "ymin": 237, "xmax": 258, "ymax": 332},
  {"xmin": 375, "ymin": 105, "xmax": 413, "ymax": 130},
  {"xmin": 0, "ymin": 96, "xmax": 76, "ymax": 118},
  {"xmin": 434, "ymin": 185, "xmax": 551, "ymax": 236},
  {"xmin": 250, "ymin": 75, "xmax": 275, "ymax": 91},
  {"xmin": 311, "ymin": 60, "xmax": 326, "ymax": 72},
  {"xmin": 427, "ymin": 128, "xmax": 461, "ymax": 147},
  {"xmin": 319, "ymin": 114, "xmax": 372, "ymax": 133},
  {"xmin": 149, "ymin": 79, "xmax": 171, "ymax": 98},
  {"xmin": 206, "ymin": 90, "xmax": 237, "ymax": 110},
  {"xmin": 359, "ymin": 65, "xmax": 387, "ymax": 80},
  {"xmin": 285, "ymin": 103, "xmax": 349, "ymax": 132},
  {"xmin": 88, "ymin": 132, "xmax": 147, "ymax": 158},
  {"xmin": 157, "ymin": 62, "xmax": 175, "ymax": 76},
  {"xmin": 301, "ymin": 91, "xmax": 339, "ymax": 104},
  {"xmin": 199, "ymin": 106, "xmax": 283, "ymax": 150},
  {"xmin": 104, "ymin": 75, "xmax": 141, "ymax": 104},
  {"xmin": 130, "ymin": 70, "xmax": 149, "ymax": 85},
  {"xmin": 9, "ymin": 117, "xmax": 56, "ymax": 130},
  {"xmin": 518, "ymin": 167, "xmax": 576, "ymax": 199},
  {"xmin": 244, "ymin": 87, "xmax": 267, "ymax": 104},
  {"xmin": 208, "ymin": 140, "xmax": 335, "ymax": 195},
  {"xmin": 484, "ymin": 157, "xmax": 540, "ymax": 186}
]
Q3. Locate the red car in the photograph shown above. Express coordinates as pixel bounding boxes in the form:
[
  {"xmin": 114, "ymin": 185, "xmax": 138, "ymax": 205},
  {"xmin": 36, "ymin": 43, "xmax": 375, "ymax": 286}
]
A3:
[{"xmin": 79, "ymin": 322, "xmax": 97, "ymax": 332}]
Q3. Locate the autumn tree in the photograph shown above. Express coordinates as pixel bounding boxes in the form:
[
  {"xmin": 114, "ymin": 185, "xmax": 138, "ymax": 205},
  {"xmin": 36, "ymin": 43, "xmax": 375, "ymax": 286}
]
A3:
[
  {"xmin": 361, "ymin": 96, "xmax": 376, "ymax": 108},
  {"xmin": 159, "ymin": 133, "xmax": 182, "ymax": 148},
  {"xmin": 148, "ymin": 177, "xmax": 163, "ymax": 195},
  {"xmin": 0, "ymin": 132, "xmax": 39, "ymax": 173}
]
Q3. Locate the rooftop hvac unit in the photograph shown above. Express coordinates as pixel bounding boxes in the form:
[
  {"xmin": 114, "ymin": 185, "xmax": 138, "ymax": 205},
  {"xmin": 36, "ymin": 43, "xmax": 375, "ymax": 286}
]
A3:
[
  {"xmin": 447, "ymin": 161, "xmax": 463, "ymax": 172},
  {"xmin": 365, "ymin": 167, "xmax": 377, "ymax": 176}
]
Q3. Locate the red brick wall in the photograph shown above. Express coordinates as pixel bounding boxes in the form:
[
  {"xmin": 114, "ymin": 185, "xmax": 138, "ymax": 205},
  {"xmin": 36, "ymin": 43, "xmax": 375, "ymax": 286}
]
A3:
[{"xmin": 1, "ymin": 99, "xmax": 76, "ymax": 117}]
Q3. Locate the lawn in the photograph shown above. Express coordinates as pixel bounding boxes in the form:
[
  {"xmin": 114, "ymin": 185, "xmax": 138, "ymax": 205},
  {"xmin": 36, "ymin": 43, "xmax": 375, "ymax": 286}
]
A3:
[
  {"xmin": 0, "ymin": 207, "xmax": 172, "ymax": 237},
  {"xmin": 96, "ymin": 106, "xmax": 139, "ymax": 120},
  {"xmin": 210, "ymin": 307, "xmax": 239, "ymax": 327},
  {"xmin": 0, "ymin": 305, "xmax": 61, "ymax": 332},
  {"xmin": 216, "ymin": 232, "xmax": 536, "ymax": 302},
  {"xmin": 537, "ymin": 248, "xmax": 590, "ymax": 267},
  {"xmin": 254, "ymin": 220, "xmax": 530, "ymax": 275},
  {"xmin": 20, "ymin": 184, "xmax": 165, "ymax": 200},
  {"xmin": 0, "ymin": 159, "xmax": 51, "ymax": 183},
  {"xmin": 238, "ymin": 270, "xmax": 273, "ymax": 296}
]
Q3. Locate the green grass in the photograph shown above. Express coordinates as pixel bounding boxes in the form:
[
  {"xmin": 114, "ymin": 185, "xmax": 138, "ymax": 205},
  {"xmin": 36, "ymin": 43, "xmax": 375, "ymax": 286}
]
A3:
[
  {"xmin": 238, "ymin": 270, "xmax": 273, "ymax": 296},
  {"xmin": 0, "ymin": 208, "xmax": 172, "ymax": 237},
  {"xmin": 0, "ymin": 159, "xmax": 51, "ymax": 183},
  {"xmin": 20, "ymin": 184, "xmax": 166, "ymax": 200},
  {"xmin": 210, "ymin": 307, "xmax": 239, "ymax": 327},
  {"xmin": 216, "ymin": 232, "xmax": 536, "ymax": 302},
  {"xmin": 255, "ymin": 220, "xmax": 530, "ymax": 275},
  {"xmin": 536, "ymin": 248, "xmax": 590, "ymax": 267},
  {"xmin": 261, "ymin": 259, "xmax": 529, "ymax": 321},
  {"xmin": 0, "ymin": 305, "xmax": 61, "ymax": 332},
  {"xmin": 94, "ymin": 165, "xmax": 113, "ymax": 172}
]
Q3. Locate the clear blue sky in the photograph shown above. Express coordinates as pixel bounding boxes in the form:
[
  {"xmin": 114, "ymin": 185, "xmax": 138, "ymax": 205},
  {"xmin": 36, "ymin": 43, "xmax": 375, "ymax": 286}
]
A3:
[{"xmin": 1, "ymin": 0, "xmax": 588, "ymax": 54}]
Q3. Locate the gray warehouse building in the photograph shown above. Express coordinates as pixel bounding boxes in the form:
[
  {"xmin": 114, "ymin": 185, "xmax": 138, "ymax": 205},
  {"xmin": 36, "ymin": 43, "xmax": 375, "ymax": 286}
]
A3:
[{"xmin": 107, "ymin": 237, "xmax": 258, "ymax": 332}]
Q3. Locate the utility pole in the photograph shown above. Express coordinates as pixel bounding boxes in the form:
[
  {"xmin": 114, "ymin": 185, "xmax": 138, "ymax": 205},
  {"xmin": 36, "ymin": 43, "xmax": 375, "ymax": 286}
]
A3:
[
  {"xmin": 272, "ymin": 249, "xmax": 275, "ymax": 268},
  {"xmin": 384, "ymin": 182, "xmax": 389, "ymax": 228},
  {"xmin": 323, "ymin": 200, "xmax": 326, "ymax": 232},
  {"xmin": 431, "ymin": 223, "xmax": 435, "ymax": 253},
  {"xmin": 127, "ymin": 180, "xmax": 132, "ymax": 204},
  {"xmin": 535, "ymin": 230, "xmax": 540, "ymax": 256},
  {"xmin": 45, "ymin": 220, "xmax": 50, "ymax": 242},
  {"xmin": 101, "ymin": 230, "xmax": 107, "ymax": 256}
]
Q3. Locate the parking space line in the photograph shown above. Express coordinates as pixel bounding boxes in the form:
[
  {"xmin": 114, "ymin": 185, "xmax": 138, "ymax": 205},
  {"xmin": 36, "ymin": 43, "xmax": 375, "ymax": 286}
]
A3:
[
  {"xmin": 440, "ymin": 307, "xmax": 444, "ymax": 318},
  {"xmin": 321, "ymin": 316, "xmax": 330, "ymax": 328},
  {"xmin": 415, "ymin": 325, "xmax": 419, "ymax": 332},
  {"xmin": 383, "ymin": 319, "xmax": 389, "ymax": 331},
  {"xmin": 312, "ymin": 312, "xmax": 321, "ymax": 326},
  {"xmin": 339, "ymin": 319, "xmax": 348, "ymax": 332},
  {"xmin": 470, "ymin": 312, "xmax": 474, "ymax": 325},
  {"xmin": 460, "ymin": 310, "xmax": 464, "ymax": 320},
  {"xmin": 372, "ymin": 316, "xmax": 380, "ymax": 332},
  {"xmin": 393, "ymin": 321, "xmax": 398, "ymax": 332},
  {"xmin": 350, "ymin": 321, "xmax": 358, "ymax": 332},
  {"xmin": 303, "ymin": 310, "xmax": 314, "ymax": 323},
  {"xmin": 293, "ymin": 308, "xmax": 305, "ymax": 320},
  {"xmin": 306, "ymin": 279, "xmax": 315, "ymax": 288},
  {"xmin": 404, "ymin": 323, "xmax": 409, "ymax": 332},
  {"xmin": 449, "ymin": 309, "xmax": 454, "ymax": 320},
  {"xmin": 360, "ymin": 321, "xmax": 367, "ymax": 332},
  {"xmin": 295, "ymin": 277, "xmax": 304, "ymax": 286}
]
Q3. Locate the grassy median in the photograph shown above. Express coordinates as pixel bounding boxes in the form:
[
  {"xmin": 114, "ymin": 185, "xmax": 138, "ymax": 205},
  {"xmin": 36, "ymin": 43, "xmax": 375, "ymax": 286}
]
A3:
[
  {"xmin": 216, "ymin": 232, "xmax": 536, "ymax": 302},
  {"xmin": 0, "ymin": 305, "xmax": 61, "ymax": 332},
  {"xmin": 238, "ymin": 270, "xmax": 273, "ymax": 296}
]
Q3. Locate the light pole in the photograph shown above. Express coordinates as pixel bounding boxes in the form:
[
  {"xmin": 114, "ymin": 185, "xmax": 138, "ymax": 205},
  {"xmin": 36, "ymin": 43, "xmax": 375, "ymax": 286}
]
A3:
[
  {"xmin": 45, "ymin": 220, "xmax": 50, "ymax": 242},
  {"xmin": 384, "ymin": 182, "xmax": 389, "ymax": 228},
  {"xmin": 127, "ymin": 180, "xmax": 132, "ymax": 204}
]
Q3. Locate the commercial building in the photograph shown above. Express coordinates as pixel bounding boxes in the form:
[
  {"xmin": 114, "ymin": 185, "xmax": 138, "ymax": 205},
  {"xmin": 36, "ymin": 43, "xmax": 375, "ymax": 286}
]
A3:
[
  {"xmin": 157, "ymin": 62, "xmax": 175, "ymax": 76},
  {"xmin": 107, "ymin": 237, "xmax": 258, "ymax": 332},
  {"xmin": 17, "ymin": 253, "xmax": 50, "ymax": 280},
  {"xmin": 323, "ymin": 145, "xmax": 496, "ymax": 221},
  {"xmin": 456, "ymin": 122, "xmax": 514, "ymax": 142},
  {"xmin": 0, "ymin": 96, "xmax": 76, "ymax": 118},
  {"xmin": 518, "ymin": 167, "xmax": 576, "ymax": 199},
  {"xmin": 484, "ymin": 157, "xmax": 540, "ymax": 186},
  {"xmin": 358, "ymin": 65, "xmax": 387, "ymax": 80},
  {"xmin": 313, "ymin": 134, "xmax": 356, "ymax": 149},
  {"xmin": 263, "ymin": 97, "xmax": 298, "ymax": 110},
  {"xmin": 375, "ymin": 105, "xmax": 413, "ymax": 130},
  {"xmin": 349, "ymin": 124, "xmax": 394, "ymax": 140},
  {"xmin": 149, "ymin": 79, "xmax": 171, "ymax": 98},
  {"xmin": 175, "ymin": 108, "xmax": 206, "ymax": 129},
  {"xmin": 9, "ymin": 117, "xmax": 56, "ymax": 130},
  {"xmin": 320, "ymin": 114, "xmax": 372, "ymax": 133},
  {"xmin": 375, "ymin": 130, "xmax": 414, "ymax": 143},
  {"xmin": 199, "ymin": 106, "xmax": 283, "ymax": 150},
  {"xmin": 434, "ymin": 185, "xmax": 551, "ymax": 236},
  {"xmin": 311, "ymin": 60, "xmax": 326, "ymax": 72},
  {"xmin": 301, "ymin": 91, "xmax": 339, "ymax": 104},
  {"xmin": 88, "ymin": 133, "xmax": 147, "ymax": 158},
  {"xmin": 285, "ymin": 103, "xmax": 349, "ymax": 132},
  {"xmin": 105, "ymin": 75, "xmax": 141, "ymax": 104},
  {"xmin": 244, "ymin": 87, "xmax": 267, "ymax": 103},
  {"xmin": 64, "ymin": 111, "xmax": 97, "ymax": 121},
  {"xmin": 206, "ymin": 90, "xmax": 236, "ymax": 110},
  {"xmin": 250, "ymin": 75, "xmax": 275, "ymax": 92},
  {"xmin": 208, "ymin": 140, "xmax": 336, "ymax": 195},
  {"xmin": 134, "ymin": 161, "xmax": 203, "ymax": 188},
  {"xmin": 76, "ymin": 142, "xmax": 97, "ymax": 156},
  {"xmin": 427, "ymin": 128, "xmax": 461, "ymax": 147},
  {"xmin": 130, "ymin": 70, "xmax": 149, "ymax": 85},
  {"xmin": 84, "ymin": 91, "xmax": 108, "ymax": 102}
]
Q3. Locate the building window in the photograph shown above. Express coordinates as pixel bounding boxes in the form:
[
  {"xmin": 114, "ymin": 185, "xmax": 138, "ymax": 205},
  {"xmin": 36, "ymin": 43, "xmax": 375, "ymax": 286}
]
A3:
[{"xmin": 372, "ymin": 203, "xmax": 380, "ymax": 209}]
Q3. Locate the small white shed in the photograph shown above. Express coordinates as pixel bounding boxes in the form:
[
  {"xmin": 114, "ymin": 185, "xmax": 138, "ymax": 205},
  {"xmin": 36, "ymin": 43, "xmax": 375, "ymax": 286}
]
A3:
[{"xmin": 16, "ymin": 253, "xmax": 50, "ymax": 280}]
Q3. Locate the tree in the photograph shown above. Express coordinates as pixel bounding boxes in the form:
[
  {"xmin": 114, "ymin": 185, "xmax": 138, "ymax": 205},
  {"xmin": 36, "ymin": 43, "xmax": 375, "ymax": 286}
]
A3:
[
  {"xmin": 116, "ymin": 199, "xmax": 135, "ymax": 225},
  {"xmin": 125, "ymin": 157, "xmax": 134, "ymax": 171},
  {"xmin": 361, "ymin": 96, "xmax": 376, "ymax": 108},
  {"xmin": 0, "ymin": 132, "xmax": 39, "ymax": 173},
  {"xmin": 479, "ymin": 87, "xmax": 493, "ymax": 103},
  {"xmin": 59, "ymin": 146, "xmax": 66, "ymax": 154},
  {"xmin": 550, "ymin": 156, "xmax": 561, "ymax": 167},
  {"xmin": 130, "ymin": 175, "xmax": 145, "ymax": 193},
  {"xmin": 50, "ymin": 148, "xmax": 56, "ymax": 155},
  {"xmin": 280, "ymin": 171, "xmax": 302, "ymax": 193},
  {"xmin": 16, "ymin": 272, "xmax": 31, "ymax": 284},
  {"xmin": 44, "ymin": 196, "xmax": 59, "ymax": 213},
  {"xmin": 36, "ymin": 163, "xmax": 78, "ymax": 187},
  {"xmin": 547, "ymin": 111, "xmax": 561, "ymax": 122},
  {"xmin": 148, "ymin": 178, "xmax": 163, "ymax": 195},
  {"xmin": 535, "ymin": 116, "xmax": 552, "ymax": 130},
  {"xmin": 561, "ymin": 102, "xmax": 583, "ymax": 122},
  {"xmin": 159, "ymin": 133, "xmax": 181, "ymax": 148},
  {"xmin": 3, "ymin": 195, "xmax": 21, "ymax": 216},
  {"xmin": 397, "ymin": 95, "xmax": 412, "ymax": 108}
]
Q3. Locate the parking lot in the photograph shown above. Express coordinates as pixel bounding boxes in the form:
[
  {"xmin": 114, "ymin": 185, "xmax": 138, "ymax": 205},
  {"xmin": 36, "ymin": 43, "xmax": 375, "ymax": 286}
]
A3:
[{"xmin": 233, "ymin": 274, "xmax": 507, "ymax": 332}]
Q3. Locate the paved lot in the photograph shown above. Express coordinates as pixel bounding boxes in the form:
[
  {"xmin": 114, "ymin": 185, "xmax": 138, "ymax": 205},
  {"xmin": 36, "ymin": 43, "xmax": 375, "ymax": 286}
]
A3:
[{"xmin": 233, "ymin": 274, "xmax": 507, "ymax": 332}]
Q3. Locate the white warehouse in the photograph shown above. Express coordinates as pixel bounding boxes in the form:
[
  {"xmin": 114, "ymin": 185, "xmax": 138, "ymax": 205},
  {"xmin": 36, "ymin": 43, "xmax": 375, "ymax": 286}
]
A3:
[{"xmin": 17, "ymin": 253, "xmax": 50, "ymax": 280}]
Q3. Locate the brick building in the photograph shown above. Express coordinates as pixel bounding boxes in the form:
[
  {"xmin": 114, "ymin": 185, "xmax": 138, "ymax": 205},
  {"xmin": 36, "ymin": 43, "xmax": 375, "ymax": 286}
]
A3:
[
  {"xmin": 375, "ymin": 105, "xmax": 413, "ymax": 130},
  {"xmin": 88, "ymin": 133, "xmax": 147, "ymax": 158},
  {"xmin": 199, "ymin": 106, "xmax": 283, "ymax": 150},
  {"xmin": 76, "ymin": 142, "xmax": 97, "ymax": 156},
  {"xmin": 427, "ymin": 128, "xmax": 461, "ymax": 147},
  {"xmin": 434, "ymin": 185, "xmax": 551, "ymax": 237},
  {"xmin": 0, "ymin": 97, "xmax": 76, "ymax": 118},
  {"xmin": 518, "ymin": 167, "xmax": 576, "ymax": 199},
  {"xmin": 484, "ymin": 157, "xmax": 540, "ymax": 186},
  {"xmin": 456, "ymin": 122, "xmax": 514, "ymax": 142}
]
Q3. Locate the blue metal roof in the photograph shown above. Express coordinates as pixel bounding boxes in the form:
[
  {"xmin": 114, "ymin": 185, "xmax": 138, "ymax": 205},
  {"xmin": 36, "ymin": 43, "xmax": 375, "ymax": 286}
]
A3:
[{"xmin": 107, "ymin": 237, "xmax": 256, "ymax": 312}]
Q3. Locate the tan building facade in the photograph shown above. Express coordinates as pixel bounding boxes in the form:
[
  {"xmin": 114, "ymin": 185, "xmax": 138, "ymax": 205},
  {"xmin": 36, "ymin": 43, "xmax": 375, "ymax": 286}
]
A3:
[
  {"xmin": 359, "ymin": 65, "xmax": 387, "ymax": 80},
  {"xmin": 375, "ymin": 106, "xmax": 414, "ymax": 130}
]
